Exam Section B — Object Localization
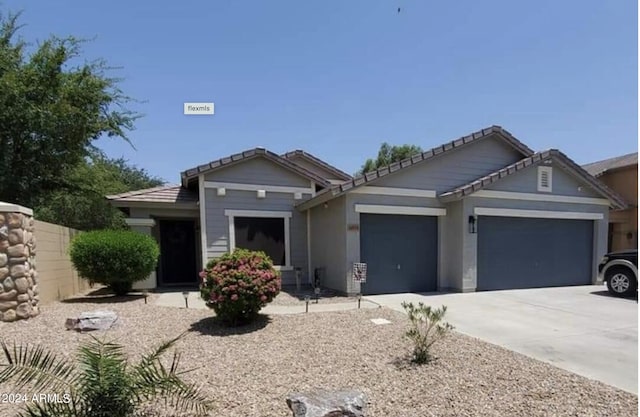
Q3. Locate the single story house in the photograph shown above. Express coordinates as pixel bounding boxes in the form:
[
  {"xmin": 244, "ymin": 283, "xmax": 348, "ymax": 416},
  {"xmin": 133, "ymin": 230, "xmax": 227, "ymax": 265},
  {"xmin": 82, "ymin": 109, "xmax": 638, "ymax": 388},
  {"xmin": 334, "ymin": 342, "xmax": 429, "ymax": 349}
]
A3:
[
  {"xmin": 583, "ymin": 152, "xmax": 637, "ymax": 252},
  {"xmin": 107, "ymin": 126, "xmax": 627, "ymax": 295}
]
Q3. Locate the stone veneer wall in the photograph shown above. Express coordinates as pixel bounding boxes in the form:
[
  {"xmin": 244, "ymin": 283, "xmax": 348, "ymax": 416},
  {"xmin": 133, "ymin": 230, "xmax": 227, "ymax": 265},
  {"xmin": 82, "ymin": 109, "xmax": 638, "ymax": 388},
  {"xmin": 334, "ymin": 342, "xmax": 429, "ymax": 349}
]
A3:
[{"xmin": 0, "ymin": 207, "xmax": 39, "ymax": 322}]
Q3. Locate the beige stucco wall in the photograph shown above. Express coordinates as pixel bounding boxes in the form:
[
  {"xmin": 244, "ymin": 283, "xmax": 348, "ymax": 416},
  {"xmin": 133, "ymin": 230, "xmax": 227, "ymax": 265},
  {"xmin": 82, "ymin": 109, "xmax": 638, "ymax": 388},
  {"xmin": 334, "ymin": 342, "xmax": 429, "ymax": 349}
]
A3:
[
  {"xmin": 598, "ymin": 166, "xmax": 638, "ymax": 251},
  {"xmin": 35, "ymin": 220, "xmax": 91, "ymax": 303}
]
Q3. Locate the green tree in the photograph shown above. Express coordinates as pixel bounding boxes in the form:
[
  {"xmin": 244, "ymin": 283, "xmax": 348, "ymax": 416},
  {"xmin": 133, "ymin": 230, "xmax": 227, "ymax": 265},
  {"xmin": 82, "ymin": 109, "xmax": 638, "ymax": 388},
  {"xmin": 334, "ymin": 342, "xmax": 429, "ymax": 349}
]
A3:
[
  {"xmin": 358, "ymin": 143, "xmax": 423, "ymax": 175},
  {"xmin": 0, "ymin": 10, "xmax": 139, "ymax": 207},
  {"xmin": 35, "ymin": 152, "xmax": 164, "ymax": 230}
]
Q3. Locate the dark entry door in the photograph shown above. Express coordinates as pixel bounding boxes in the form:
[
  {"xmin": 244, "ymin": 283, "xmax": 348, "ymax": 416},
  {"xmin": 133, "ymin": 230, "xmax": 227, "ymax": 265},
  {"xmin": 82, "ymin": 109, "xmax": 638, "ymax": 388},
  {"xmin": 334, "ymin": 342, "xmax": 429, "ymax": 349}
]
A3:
[
  {"xmin": 360, "ymin": 214, "xmax": 438, "ymax": 295},
  {"xmin": 159, "ymin": 219, "xmax": 198, "ymax": 286}
]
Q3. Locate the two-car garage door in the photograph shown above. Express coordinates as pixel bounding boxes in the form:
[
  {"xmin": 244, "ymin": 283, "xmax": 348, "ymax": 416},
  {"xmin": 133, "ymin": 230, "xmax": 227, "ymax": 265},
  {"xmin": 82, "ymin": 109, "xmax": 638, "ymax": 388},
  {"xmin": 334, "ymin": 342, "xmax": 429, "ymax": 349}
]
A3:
[
  {"xmin": 477, "ymin": 216, "xmax": 593, "ymax": 291},
  {"xmin": 360, "ymin": 214, "xmax": 438, "ymax": 295}
]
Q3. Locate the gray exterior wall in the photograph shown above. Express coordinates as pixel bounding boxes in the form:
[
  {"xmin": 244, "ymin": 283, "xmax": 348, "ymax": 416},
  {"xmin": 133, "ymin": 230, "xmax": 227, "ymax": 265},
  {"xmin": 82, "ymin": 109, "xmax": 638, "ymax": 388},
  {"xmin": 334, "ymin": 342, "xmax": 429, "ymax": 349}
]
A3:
[
  {"xmin": 204, "ymin": 189, "xmax": 308, "ymax": 284},
  {"xmin": 486, "ymin": 163, "xmax": 603, "ymax": 197},
  {"xmin": 440, "ymin": 200, "xmax": 463, "ymax": 291},
  {"xmin": 309, "ymin": 196, "xmax": 347, "ymax": 292},
  {"xmin": 203, "ymin": 157, "xmax": 312, "ymax": 187},
  {"xmin": 374, "ymin": 135, "xmax": 524, "ymax": 192}
]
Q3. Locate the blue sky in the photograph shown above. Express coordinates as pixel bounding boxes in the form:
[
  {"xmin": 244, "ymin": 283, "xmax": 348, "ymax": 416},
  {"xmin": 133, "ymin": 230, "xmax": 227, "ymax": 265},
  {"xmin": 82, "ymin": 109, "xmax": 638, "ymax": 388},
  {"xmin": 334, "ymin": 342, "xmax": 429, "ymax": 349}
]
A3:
[{"xmin": 5, "ymin": 0, "xmax": 638, "ymax": 183}]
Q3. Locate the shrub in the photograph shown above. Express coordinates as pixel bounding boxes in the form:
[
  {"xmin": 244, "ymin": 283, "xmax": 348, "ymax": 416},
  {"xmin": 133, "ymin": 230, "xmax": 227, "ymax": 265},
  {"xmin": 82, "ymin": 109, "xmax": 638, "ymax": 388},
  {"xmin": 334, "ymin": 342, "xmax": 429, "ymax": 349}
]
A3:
[
  {"xmin": 69, "ymin": 230, "xmax": 160, "ymax": 296},
  {"xmin": 0, "ymin": 333, "xmax": 210, "ymax": 417},
  {"xmin": 401, "ymin": 302, "xmax": 454, "ymax": 364},
  {"xmin": 200, "ymin": 249, "xmax": 281, "ymax": 326}
]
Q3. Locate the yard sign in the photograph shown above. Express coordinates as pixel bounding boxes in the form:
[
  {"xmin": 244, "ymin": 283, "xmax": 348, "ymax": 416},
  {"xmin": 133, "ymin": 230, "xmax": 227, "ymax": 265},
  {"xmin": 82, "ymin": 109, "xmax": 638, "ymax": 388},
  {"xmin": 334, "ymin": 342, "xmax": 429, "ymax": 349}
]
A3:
[{"xmin": 353, "ymin": 262, "xmax": 367, "ymax": 283}]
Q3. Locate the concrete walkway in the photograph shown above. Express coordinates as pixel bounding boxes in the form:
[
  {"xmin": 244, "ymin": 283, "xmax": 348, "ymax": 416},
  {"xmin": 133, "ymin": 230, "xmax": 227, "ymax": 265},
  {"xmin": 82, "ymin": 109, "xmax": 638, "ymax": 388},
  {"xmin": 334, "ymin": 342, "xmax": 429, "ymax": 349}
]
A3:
[
  {"xmin": 365, "ymin": 285, "xmax": 638, "ymax": 394},
  {"xmin": 154, "ymin": 291, "xmax": 380, "ymax": 315}
]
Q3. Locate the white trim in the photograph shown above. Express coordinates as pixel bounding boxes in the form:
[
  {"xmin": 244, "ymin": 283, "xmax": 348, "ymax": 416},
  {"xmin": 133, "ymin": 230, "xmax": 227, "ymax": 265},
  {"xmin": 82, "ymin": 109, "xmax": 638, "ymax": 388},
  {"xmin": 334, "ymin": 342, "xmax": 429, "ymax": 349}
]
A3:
[
  {"xmin": 224, "ymin": 209, "xmax": 292, "ymax": 218},
  {"xmin": 473, "ymin": 207, "xmax": 604, "ymax": 220},
  {"xmin": 198, "ymin": 175, "xmax": 208, "ymax": 266},
  {"xmin": 354, "ymin": 204, "xmax": 446, "ymax": 216},
  {"xmin": 204, "ymin": 181, "xmax": 313, "ymax": 195},
  {"xmin": 0, "ymin": 202, "xmax": 33, "ymax": 216},
  {"xmin": 537, "ymin": 166, "xmax": 553, "ymax": 192},
  {"xmin": 125, "ymin": 218, "xmax": 156, "ymax": 227},
  {"xmin": 350, "ymin": 186, "xmax": 437, "ymax": 198},
  {"xmin": 306, "ymin": 209, "xmax": 312, "ymax": 284},
  {"xmin": 472, "ymin": 190, "xmax": 610, "ymax": 206},
  {"xmin": 310, "ymin": 181, "xmax": 316, "ymax": 197},
  {"xmin": 225, "ymin": 210, "xmax": 293, "ymax": 268}
]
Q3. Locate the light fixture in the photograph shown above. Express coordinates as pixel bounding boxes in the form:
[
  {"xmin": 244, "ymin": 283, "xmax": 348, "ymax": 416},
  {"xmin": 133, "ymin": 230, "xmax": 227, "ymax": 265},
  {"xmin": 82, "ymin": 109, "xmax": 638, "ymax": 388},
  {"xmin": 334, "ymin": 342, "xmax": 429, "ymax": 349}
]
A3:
[
  {"xmin": 323, "ymin": 203, "xmax": 329, "ymax": 209},
  {"xmin": 182, "ymin": 291, "xmax": 189, "ymax": 308},
  {"xmin": 257, "ymin": 190, "xmax": 266, "ymax": 199},
  {"xmin": 357, "ymin": 293, "xmax": 362, "ymax": 309},
  {"xmin": 304, "ymin": 295, "xmax": 310, "ymax": 313},
  {"xmin": 468, "ymin": 215, "xmax": 477, "ymax": 234},
  {"xmin": 142, "ymin": 289, "xmax": 149, "ymax": 304}
]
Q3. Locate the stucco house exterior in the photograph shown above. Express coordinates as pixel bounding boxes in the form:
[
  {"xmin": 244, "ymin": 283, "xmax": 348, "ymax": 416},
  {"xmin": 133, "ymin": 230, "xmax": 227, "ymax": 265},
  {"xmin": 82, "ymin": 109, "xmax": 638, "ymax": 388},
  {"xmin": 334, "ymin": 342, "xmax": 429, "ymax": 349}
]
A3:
[
  {"xmin": 108, "ymin": 126, "xmax": 626, "ymax": 295},
  {"xmin": 583, "ymin": 152, "xmax": 638, "ymax": 252}
]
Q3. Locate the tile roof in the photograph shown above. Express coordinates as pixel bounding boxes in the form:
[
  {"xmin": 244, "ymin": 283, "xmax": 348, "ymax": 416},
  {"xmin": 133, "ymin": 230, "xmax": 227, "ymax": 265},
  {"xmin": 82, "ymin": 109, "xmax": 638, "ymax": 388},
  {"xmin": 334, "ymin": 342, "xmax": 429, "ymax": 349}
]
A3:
[
  {"xmin": 180, "ymin": 147, "xmax": 331, "ymax": 187},
  {"xmin": 282, "ymin": 150, "xmax": 352, "ymax": 181},
  {"xmin": 106, "ymin": 185, "xmax": 198, "ymax": 204},
  {"xmin": 297, "ymin": 125, "xmax": 534, "ymax": 210},
  {"xmin": 439, "ymin": 149, "xmax": 628, "ymax": 209},
  {"xmin": 582, "ymin": 152, "xmax": 638, "ymax": 177}
]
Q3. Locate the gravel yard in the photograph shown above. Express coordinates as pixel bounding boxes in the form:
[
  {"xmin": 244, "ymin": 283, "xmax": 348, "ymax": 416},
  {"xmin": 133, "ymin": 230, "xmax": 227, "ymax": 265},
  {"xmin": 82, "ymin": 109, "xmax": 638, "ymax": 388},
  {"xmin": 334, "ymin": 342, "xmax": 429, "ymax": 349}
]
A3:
[
  {"xmin": 0, "ymin": 295, "xmax": 637, "ymax": 417},
  {"xmin": 271, "ymin": 285, "xmax": 359, "ymax": 306}
]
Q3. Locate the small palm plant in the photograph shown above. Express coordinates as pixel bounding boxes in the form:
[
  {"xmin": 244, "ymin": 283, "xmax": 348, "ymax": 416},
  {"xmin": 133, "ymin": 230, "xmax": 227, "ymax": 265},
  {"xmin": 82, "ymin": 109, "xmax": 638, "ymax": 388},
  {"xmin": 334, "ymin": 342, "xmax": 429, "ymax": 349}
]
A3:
[
  {"xmin": 0, "ymin": 333, "xmax": 211, "ymax": 417},
  {"xmin": 401, "ymin": 301, "xmax": 454, "ymax": 364}
]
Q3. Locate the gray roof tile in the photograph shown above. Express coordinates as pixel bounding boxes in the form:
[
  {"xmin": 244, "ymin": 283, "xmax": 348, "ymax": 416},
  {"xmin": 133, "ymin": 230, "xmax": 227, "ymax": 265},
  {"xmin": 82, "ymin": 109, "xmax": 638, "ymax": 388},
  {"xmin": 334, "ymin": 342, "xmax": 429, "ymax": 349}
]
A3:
[{"xmin": 106, "ymin": 185, "xmax": 198, "ymax": 204}]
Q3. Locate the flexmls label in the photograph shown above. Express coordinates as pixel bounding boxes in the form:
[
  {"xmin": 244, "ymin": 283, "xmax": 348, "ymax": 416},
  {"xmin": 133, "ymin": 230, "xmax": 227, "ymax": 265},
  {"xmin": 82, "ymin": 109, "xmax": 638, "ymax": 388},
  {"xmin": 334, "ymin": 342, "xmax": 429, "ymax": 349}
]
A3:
[{"xmin": 184, "ymin": 102, "xmax": 214, "ymax": 115}]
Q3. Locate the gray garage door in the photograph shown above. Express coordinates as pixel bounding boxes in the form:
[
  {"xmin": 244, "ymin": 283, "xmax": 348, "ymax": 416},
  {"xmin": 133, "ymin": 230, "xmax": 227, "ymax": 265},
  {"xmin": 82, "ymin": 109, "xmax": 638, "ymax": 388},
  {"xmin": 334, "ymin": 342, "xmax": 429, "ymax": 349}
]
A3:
[
  {"xmin": 477, "ymin": 216, "xmax": 593, "ymax": 291},
  {"xmin": 360, "ymin": 214, "xmax": 437, "ymax": 295}
]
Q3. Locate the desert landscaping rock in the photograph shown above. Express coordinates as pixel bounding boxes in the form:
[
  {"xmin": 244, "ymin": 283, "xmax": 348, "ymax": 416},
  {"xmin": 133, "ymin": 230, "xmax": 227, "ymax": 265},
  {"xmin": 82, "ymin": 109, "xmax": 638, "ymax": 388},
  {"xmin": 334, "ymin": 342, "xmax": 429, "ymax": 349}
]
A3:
[
  {"xmin": 0, "ymin": 296, "xmax": 636, "ymax": 417},
  {"xmin": 65, "ymin": 310, "xmax": 119, "ymax": 331},
  {"xmin": 286, "ymin": 390, "xmax": 366, "ymax": 417}
]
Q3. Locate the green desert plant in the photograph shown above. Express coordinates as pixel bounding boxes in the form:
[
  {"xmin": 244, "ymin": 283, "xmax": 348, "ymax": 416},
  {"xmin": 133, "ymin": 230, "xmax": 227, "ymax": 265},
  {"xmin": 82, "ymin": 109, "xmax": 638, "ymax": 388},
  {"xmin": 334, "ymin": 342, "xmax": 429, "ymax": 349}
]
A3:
[
  {"xmin": 69, "ymin": 230, "xmax": 160, "ymax": 296},
  {"xmin": 0, "ymin": 333, "xmax": 210, "ymax": 417},
  {"xmin": 401, "ymin": 302, "xmax": 454, "ymax": 364}
]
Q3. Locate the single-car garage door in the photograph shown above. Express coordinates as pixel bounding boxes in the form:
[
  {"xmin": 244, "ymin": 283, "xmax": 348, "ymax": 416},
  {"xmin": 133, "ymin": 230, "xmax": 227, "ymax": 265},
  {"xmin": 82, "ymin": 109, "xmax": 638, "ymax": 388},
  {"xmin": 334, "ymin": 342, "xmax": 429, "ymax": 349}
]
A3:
[
  {"xmin": 360, "ymin": 214, "xmax": 437, "ymax": 295},
  {"xmin": 477, "ymin": 216, "xmax": 593, "ymax": 291}
]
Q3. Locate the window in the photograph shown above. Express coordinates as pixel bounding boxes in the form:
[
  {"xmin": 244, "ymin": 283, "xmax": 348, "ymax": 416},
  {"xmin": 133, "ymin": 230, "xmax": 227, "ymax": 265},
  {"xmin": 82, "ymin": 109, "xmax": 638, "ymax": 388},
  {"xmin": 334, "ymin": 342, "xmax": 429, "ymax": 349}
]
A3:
[
  {"xmin": 234, "ymin": 217, "xmax": 285, "ymax": 265},
  {"xmin": 225, "ymin": 210, "xmax": 292, "ymax": 270},
  {"xmin": 537, "ymin": 166, "xmax": 553, "ymax": 192}
]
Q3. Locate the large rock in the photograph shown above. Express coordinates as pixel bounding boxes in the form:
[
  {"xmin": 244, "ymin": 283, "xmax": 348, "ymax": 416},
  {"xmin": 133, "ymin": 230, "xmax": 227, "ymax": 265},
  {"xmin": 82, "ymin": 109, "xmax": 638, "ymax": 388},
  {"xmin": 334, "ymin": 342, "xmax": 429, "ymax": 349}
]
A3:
[
  {"xmin": 65, "ymin": 310, "xmax": 119, "ymax": 332},
  {"xmin": 286, "ymin": 390, "xmax": 367, "ymax": 417},
  {"xmin": 16, "ymin": 302, "xmax": 31, "ymax": 319}
]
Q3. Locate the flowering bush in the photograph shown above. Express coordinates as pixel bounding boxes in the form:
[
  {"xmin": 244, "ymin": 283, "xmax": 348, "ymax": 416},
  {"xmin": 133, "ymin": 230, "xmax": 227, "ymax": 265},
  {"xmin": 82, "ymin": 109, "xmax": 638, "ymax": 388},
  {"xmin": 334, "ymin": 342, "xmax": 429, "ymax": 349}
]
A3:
[{"xmin": 199, "ymin": 249, "xmax": 281, "ymax": 325}]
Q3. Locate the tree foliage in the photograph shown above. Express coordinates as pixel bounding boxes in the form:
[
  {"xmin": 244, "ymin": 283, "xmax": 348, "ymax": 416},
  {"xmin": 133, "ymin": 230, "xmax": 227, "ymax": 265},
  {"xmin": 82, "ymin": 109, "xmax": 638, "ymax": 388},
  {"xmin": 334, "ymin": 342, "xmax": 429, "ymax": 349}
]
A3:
[
  {"xmin": 0, "ymin": 10, "xmax": 163, "ymax": 230},
  {"xmin": 358, "ymin": 143, "xmax": 423, "ymax": 175}
]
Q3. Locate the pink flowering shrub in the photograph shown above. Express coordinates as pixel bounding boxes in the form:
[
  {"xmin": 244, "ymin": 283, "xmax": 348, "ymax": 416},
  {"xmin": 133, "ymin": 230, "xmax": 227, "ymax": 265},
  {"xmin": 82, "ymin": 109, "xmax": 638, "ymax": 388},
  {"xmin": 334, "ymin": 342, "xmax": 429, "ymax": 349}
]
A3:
[{"xmin": 199, "ymin": 249, "xmax": 281, "ymax": 325}]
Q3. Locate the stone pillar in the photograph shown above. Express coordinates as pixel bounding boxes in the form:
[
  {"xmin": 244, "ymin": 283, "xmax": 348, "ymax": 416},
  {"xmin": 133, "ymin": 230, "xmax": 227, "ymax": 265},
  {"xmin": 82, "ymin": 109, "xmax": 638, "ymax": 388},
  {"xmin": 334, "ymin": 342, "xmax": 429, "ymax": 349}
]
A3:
[
  {"xmin": 0, "ymin": 202, "xmax": 39, "ymax": 322},
  {"xmin": 125, "ymin": 218, "xmax": 157, "ymax": 289}
]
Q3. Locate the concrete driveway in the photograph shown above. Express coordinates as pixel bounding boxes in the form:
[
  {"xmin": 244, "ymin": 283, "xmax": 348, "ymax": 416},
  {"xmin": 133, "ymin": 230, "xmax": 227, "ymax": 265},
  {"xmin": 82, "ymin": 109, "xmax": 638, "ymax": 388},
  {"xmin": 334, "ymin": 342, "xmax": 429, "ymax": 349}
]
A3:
[{"xmin": 365, "ymin": 285, "xmax": 638, "ymax": 394}]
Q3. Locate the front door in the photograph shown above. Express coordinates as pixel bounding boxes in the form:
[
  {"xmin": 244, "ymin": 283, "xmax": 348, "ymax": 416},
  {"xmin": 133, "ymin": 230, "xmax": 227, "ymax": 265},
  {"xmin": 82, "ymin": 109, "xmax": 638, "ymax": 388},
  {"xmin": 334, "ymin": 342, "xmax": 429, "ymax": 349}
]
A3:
[{"xmin": 159, "ymin": 219, "xmax": 198, "ymax": 286}]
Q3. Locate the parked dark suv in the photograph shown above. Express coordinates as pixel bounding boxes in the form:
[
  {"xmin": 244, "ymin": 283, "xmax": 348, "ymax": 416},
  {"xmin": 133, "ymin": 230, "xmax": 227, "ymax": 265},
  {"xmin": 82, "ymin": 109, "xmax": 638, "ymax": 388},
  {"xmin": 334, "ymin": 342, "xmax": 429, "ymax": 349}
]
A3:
[{"xmin": 598, "ymin": 249, "xmax": 638, "ymax": 297}]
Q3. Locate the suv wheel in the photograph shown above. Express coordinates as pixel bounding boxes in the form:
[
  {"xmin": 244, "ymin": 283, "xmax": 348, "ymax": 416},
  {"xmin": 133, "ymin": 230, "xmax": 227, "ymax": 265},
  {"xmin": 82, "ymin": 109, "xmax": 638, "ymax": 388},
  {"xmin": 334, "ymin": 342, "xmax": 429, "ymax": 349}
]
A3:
[{"xmin": 606, "ymin": 267, "xmax": 637, "ymax": 297}]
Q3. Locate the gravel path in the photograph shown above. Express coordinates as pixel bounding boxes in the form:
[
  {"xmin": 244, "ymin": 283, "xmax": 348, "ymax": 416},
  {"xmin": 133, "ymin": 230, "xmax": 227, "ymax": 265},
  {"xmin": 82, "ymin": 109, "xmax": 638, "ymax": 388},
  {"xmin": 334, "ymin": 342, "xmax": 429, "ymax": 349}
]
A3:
[
  {"xmin": 272, "ymin": 286, "xmax": 358, "ymax": 306},
  {"xmin": 0, "ymin": 296, "xmax": 636, "ymax": 417}
]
